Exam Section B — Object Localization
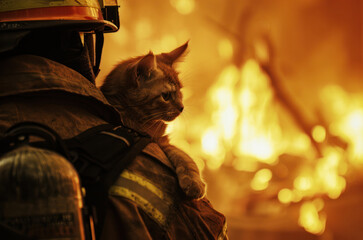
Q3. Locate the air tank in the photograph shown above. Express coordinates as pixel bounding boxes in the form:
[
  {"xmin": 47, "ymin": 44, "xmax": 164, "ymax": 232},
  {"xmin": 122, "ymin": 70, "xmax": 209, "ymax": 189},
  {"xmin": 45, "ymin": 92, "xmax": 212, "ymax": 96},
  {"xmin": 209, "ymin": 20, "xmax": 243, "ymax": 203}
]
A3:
[{"xmin": 0, "ymin": 145, "xmax": 85, "ymax": 240}]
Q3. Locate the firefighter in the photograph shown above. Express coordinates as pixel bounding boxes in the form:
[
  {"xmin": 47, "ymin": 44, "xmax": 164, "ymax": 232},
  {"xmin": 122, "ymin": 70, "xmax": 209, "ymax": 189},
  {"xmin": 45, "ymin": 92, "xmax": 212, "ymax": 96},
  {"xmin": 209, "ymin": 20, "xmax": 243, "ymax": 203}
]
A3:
[{"xmin": 0, "ymin": 1, "xmax": 228, "ymax": 239}]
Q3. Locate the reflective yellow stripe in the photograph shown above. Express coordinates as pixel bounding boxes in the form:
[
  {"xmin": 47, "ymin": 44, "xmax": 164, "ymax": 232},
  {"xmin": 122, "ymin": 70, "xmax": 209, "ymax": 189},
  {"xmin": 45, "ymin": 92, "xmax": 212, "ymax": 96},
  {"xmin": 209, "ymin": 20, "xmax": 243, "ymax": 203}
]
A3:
[
  {"xmin": 109, "ymin": 170, "xmax": 174, "ymax": 227},
  {"xmin": 109, "ymin": 185, "xmax": 167, "ymax": 226},
  {"xmin": 0, "ymin": 0, "xmax": 100, "ymax": 12},
  {"xmin": 120, "ymin": 170, "xmax": 172, "ymax": 204}
]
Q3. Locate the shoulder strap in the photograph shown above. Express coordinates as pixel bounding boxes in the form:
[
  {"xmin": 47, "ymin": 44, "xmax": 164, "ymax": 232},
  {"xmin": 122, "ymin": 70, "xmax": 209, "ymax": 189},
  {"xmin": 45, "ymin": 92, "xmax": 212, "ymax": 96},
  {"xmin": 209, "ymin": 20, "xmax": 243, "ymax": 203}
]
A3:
[
  {"xmin": 64, "ymin": 124, "xmax": 151, "ymax": 238},
  {"xmin": 65, "ymin": 124, "xmax": 151, "ymax": 185}
]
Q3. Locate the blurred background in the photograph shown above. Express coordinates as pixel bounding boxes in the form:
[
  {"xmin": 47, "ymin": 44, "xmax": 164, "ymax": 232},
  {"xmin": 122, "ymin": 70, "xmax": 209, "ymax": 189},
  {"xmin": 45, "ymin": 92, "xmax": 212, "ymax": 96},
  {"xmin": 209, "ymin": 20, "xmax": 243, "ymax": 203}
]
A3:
[{"xmin": 97, "ymin": 0, "xmax": 363, "ymax": 239}]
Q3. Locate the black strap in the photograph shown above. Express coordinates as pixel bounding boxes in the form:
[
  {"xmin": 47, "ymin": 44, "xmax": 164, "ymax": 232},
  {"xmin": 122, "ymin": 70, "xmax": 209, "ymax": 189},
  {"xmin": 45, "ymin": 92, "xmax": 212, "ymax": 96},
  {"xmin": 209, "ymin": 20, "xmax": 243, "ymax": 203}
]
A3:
[
  {"xmin": 85, "ymin": 135, "xmax": 151, "ymax": 238},
  {"xmin": 64, "ymin": 124, "xmax": 151, "ymax": 238},
  {"xmin": 93, "ymin": 31, "xmax": 104, "ymax": 77}
]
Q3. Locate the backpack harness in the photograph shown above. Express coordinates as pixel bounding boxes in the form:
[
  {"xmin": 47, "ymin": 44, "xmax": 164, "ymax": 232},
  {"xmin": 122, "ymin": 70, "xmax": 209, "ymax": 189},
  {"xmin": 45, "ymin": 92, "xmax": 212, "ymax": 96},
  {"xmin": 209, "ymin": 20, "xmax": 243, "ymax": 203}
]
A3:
[{"xmin": 0, "ymin": 121, "xmax": 151, "ymax": 240}]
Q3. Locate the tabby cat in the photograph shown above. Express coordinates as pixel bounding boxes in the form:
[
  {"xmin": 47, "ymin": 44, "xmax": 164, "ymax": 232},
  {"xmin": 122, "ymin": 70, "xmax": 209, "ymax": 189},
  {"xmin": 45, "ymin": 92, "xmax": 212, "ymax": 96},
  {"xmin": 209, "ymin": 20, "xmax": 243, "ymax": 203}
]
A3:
[{"xmin": 100, "ymin": 42, "xmax": 205, "ymax": 199}]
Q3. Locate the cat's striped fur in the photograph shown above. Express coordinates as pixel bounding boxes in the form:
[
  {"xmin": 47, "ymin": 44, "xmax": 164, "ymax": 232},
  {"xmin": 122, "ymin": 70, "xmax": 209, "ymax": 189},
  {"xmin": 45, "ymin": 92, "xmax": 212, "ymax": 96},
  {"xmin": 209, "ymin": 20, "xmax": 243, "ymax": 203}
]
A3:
[{"xmin": 100, "ymin": 42, "xmax": 206, "ymax": 199}]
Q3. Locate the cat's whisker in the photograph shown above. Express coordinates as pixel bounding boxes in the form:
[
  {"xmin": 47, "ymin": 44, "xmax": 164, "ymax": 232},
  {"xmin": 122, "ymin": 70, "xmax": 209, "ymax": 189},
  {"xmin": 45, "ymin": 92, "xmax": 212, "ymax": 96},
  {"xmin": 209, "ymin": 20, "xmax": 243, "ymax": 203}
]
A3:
[
  {"xmin": 140, "ymin": 117, "xmax": 161, "ymax": 129},
  {"xmin": 154, "ymin": 121, "xmax": 165, "ymax": 137},
  {"xmin": 181, "ymin": 107, "xmax": 192, "ymax": 121},
  {"xmin": 142, "ymin": 110, "xmax": 175, "ymax": 122},
  {"xmin": 141, "ymin": 113, "xmax": 164, "ymax": 122},
  {"xmin": 143, "ymin": 111, "xmax": 165, "ymax": 118}
]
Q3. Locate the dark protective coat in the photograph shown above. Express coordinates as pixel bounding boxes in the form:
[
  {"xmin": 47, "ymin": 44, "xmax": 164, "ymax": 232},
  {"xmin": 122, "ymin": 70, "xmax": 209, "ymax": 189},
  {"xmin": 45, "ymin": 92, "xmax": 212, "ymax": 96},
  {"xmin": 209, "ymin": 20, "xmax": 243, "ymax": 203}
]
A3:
[{"xmin": 0, "ymin": 54, "xmax": 228, "ymax": 240}]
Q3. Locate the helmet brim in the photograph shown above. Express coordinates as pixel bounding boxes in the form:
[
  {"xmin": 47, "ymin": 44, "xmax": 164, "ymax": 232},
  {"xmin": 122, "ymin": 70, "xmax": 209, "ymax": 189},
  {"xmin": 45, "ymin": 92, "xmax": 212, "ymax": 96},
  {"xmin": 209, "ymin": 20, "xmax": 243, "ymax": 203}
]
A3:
[{"xmin": 0, "ymin": 19, "xmax": 118, "ymax": 32}]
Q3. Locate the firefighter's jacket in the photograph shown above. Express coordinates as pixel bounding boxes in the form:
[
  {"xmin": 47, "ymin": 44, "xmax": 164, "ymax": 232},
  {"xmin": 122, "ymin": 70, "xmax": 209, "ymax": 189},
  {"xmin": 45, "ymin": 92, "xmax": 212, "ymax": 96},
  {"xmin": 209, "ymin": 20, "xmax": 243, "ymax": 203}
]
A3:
[{"xmin": 0, "ymin": 54, "xmax": 228, "ymax": 239}]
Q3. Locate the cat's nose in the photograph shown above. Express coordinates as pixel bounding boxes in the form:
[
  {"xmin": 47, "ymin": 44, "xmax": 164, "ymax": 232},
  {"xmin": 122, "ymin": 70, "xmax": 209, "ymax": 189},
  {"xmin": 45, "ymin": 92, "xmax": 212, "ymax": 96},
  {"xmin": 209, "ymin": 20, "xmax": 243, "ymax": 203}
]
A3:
[{"xmin": 179, "ymin": 106, "xmax": 184, "ymax": 112}]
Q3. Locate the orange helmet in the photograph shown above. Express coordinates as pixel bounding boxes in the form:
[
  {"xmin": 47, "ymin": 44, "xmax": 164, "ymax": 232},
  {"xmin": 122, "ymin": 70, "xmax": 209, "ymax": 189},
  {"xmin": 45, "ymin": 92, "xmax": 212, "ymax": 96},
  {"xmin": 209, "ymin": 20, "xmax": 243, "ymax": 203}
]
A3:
[{"xmin": 0, "ymin": 0, "xmax": 120, "ymax": 32}]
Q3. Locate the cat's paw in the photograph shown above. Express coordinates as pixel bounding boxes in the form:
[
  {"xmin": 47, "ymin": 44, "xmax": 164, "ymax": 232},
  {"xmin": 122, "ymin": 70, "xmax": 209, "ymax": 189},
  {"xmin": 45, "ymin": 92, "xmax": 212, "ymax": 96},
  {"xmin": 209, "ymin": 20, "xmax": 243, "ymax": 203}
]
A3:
[{"xmin": 177, "ymin": 170, "xmax": 206, "ymax": 199}]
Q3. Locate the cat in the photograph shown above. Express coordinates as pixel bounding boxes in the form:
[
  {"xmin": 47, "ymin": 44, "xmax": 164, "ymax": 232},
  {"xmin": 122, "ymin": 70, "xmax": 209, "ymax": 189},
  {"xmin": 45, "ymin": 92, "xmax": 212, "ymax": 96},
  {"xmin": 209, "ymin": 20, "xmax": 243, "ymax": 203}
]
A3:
[{"xmin": 100, "ymin": 42, "xmax": 206, "ymax": 199}]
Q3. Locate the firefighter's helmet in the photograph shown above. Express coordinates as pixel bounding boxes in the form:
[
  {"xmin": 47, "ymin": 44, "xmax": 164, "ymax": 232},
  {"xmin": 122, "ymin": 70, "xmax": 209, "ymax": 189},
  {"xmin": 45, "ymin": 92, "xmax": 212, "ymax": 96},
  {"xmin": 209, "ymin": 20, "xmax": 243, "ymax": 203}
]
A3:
[
  {"xmin": 0, "ymin": 0, "xmax": 121, "ymax": 79},
  {"xmin": 0, "ymin": 0, "xmax": 120, "ymax": 32}
]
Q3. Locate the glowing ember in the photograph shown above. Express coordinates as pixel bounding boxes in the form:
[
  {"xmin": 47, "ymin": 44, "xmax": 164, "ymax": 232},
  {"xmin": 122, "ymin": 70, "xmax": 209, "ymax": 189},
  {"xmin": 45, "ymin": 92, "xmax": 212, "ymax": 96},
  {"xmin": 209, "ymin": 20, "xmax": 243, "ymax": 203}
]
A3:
[
  {"xmin": 200, "ymin": 60, "xmax": 287, "ymax": 168},
  {"xmin": 311, "ymin": 125, "xmax": 326, "ymax": 143},
  {"xmin": 298, "ymin": 201, "xmax": 326, "ymax": 235},
  {"xmin": 294, "ymin": 173, "xmax": 314, "ymax": 192},
  {"xmin": 250, "ymin": 168, "xmax": 272, "ymax": 191},
  {"xmin": 278, "ymin": 188, "xmax": 293, "ymax": 204}
]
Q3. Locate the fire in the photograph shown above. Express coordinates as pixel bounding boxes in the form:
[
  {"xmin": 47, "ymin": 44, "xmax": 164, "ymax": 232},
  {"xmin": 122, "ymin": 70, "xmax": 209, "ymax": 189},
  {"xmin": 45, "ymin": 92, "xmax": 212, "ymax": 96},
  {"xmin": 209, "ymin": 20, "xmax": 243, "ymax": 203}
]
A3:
[
  {"xmin": 201, "ymin": 129, "xmax": 225, "ymax": 169},
  {"xmin": 168, "ymin": 57, "xmax": 363, "ymax": 235},
  {"xmin": 316, "ymin": 148, "xmax": 346, "ymax": 199},
  {"xmin": 250, "ymin": 168, "xmax": 272, "ymax": 191},
  {"xmin": 278, "ymin": 188, "xmax": 293, "ymax": 204},
  {"xmin": 299, "ymin": 200, "xmax": 326, "ymax": 235},
  {"xmin": 321, "ymin": 85, "xmax": 363, "ymax": 164},
  {"xmin": 311, "ymin": 125, "xmax": 326, "ymax": 143},
  {"xmin": 294, "ymin": 173, "xmax": 314, "ymax": 192},
  {"xmin": 201, "ymin": 60, "xmax": 286, "ymax": 168}
]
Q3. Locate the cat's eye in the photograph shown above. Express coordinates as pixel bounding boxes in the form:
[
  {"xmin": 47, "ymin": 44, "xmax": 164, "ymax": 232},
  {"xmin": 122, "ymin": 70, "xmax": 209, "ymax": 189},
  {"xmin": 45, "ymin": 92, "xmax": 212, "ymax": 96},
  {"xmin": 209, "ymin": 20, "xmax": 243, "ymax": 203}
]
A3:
[{"xmin": 162, "ymin": 92, "xmax": 171, "ymax": 101}]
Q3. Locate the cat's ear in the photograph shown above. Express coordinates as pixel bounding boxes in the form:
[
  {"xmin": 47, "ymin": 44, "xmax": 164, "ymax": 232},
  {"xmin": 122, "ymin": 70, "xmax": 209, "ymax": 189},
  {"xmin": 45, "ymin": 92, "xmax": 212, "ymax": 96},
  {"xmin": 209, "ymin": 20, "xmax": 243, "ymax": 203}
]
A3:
[
  {"xmin": 136, "ymin": 51, "xmax": 157, "ymax": 78},
  {"xmin": 160, "ymin": 41, "xmax": 189, "ymax": 65},
  {"xmin": 132, "ymin": 51, "xmax": 157, "ymax": 87}
]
